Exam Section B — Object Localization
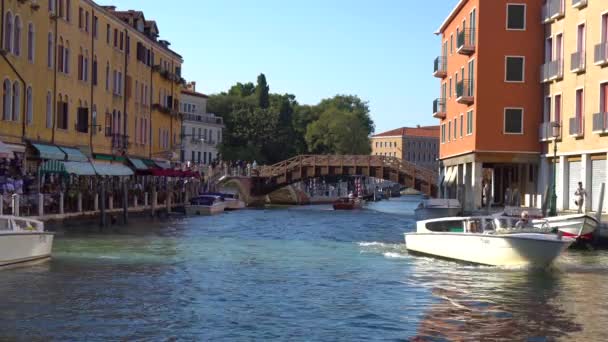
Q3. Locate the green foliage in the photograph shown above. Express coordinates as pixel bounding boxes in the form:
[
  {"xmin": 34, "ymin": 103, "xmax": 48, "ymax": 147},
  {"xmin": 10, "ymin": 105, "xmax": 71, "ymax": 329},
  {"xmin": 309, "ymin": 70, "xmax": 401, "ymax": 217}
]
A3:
[{"xmin": 208, "ymin": 74, "xmax": 374, "ymax": 164}]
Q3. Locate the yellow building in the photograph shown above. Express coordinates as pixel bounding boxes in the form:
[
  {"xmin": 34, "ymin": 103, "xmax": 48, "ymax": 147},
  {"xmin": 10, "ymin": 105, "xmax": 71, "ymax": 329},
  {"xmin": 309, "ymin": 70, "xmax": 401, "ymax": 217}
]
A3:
[
  {"xmin": 540, "ymin": 0, "xmax": 608, "ymax": 213},
  {"xmin": 370, "ymin": 125, "xmax": 440, "ymax": 171},
  {"xmin": 1, "ymin": 0, "xmax": 182, "ymax": 170}
]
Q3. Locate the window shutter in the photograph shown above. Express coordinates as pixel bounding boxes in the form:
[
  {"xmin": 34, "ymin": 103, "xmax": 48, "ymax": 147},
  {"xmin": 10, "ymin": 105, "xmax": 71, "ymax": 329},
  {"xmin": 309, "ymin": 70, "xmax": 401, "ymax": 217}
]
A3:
[
  {"xmin": 92, "ymin": 60, "xmax": 98, "ymax": 85},
  {"xmin": 78, "ymin": 55, "xmax": 83, "ymax": 80}
]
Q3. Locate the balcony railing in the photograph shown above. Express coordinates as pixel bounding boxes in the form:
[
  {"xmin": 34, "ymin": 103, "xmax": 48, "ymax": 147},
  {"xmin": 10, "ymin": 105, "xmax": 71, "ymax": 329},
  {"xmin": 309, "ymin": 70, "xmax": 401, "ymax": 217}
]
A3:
[
  {"xmin": 593, "ymin": 112, "xmax": 608, "ymax": 133},
  {"xmin": 111, "ymin": 134, "xmax": 130, "ymax": 149},
  {"xmin": 182, "ymin": 113, "xmax": 224, "ymax": 125},
  {"xmin": 594, "ymin": 42, "xmax": 608, "ymax": 66},
  {"xmin": 433, "ymin": 56, "xmax": 447, "ymax": 78},
  {"xmin": 152, "ymin": 103, "xmax": 172, "ymax": 114},
  {"xmin": 539, "ymin": 121, "xmax": 562, "ymax": 141},
  {"xmin": 572, "ymin": 0, "xmax": 588, "ymax": 9},
  {"xmin": 569, "ymin": 116, "xmax": 584, "ymax": 137},
  {"xmin": 540, "ymin": 60, "xmax": 564, "ymax": 83},
  {"xmin": 455, "ymin": 79, "xmax": 474, "ymax": 104},
  {"xmin": 542, "ymin": 0, "xmax": 565, "ymax": 23},
  {"xmin": 456, "ymin": 28, "xmax": 476, "ymax": 55},
  {"xmin": 433, "ymin": 98, "xmax": 446, "ymax": 119},
  {"xmin": 570, "ymin": 51, "xmax": 585, "ymax": 73}
]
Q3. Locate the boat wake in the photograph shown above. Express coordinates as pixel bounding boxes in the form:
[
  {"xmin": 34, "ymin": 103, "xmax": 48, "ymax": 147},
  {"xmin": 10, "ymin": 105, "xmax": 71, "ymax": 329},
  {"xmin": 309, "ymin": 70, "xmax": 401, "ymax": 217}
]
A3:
[{"xmin": 358, "ymin": 241, "xmax": 410, "ymax": 259}]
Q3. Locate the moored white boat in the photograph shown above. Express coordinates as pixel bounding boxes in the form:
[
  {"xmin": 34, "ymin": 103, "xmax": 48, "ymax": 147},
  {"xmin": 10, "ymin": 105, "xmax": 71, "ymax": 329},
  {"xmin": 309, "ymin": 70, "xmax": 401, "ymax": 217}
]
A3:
[
  {"xmin": 185, "ymin": 195, "xmax": 226, "ymax": 215},
  {"xmin": 0, "ymin": 216, "xmax": 54, "ymax": 268},
  {"xmin": 414, "ymin": 199, "xmax": 461, "ymax": 221},
  {"xmin": 203, "ymin": 192, "xmax": 246, "ymax": 210},
  {"xmin": 404, "ymin": 216, "xmax": 574, "ymax": 267},
  {"xmin": 501, "ymin": 207, "xmax": 599, "ymax": 241}
]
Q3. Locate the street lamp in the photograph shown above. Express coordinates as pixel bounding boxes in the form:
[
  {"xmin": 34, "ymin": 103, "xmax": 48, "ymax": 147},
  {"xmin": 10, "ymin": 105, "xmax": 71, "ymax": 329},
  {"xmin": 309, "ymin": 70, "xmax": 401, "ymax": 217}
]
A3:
[{"xmin": 549, "ymin": 122, "xmax": 561, "ymax": 216}]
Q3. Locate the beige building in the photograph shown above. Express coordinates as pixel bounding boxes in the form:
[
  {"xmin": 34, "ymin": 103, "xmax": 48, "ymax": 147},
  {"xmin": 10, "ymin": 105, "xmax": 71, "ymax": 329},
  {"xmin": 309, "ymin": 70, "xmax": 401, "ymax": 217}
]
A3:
[
  {"xmin": 540, "ymin": 0, "xmax": 608, "ymax": 213},
  {"xmin": 370, "ymin": 125, "xmax": 439, "ymax": 170}
]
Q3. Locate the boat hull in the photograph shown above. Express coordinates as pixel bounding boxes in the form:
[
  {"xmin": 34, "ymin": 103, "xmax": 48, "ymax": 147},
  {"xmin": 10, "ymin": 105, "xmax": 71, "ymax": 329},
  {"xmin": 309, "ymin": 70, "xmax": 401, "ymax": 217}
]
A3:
[
  {"xmin": 404, "ymin": 233, "xmax": 572, "ymax": 267},
  {"xmin": 185, "ymin": 204, "xmax": 225, "ymax": 216},
  {"xmin": 0, "ymin": 233, "xmax": 54, "ymax": 268},
  {"xmin": 224, "ymin": 199, "xmax": 246, "ymax": 211},
  {"xmin": 535, "ymin": 214, "xmax": 599, "ymax": 240},
  {"xmin": 414, "ymin": 207, "xmax": 461, "ymax": 221}
]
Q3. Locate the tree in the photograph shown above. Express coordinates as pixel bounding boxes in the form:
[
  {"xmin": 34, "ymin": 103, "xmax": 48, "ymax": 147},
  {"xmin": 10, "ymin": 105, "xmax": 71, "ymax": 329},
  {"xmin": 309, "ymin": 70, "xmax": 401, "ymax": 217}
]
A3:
[
  {"xmin": 256, "ymin": 73, "xmax": 270, "ymax": 109},
  {"xmin": 305, "ymin": 110, "xmax": 371, "ymax": 155},
  {"xmin": 228, "ymin": 82, "xmax": 256, "ymax": 97}
]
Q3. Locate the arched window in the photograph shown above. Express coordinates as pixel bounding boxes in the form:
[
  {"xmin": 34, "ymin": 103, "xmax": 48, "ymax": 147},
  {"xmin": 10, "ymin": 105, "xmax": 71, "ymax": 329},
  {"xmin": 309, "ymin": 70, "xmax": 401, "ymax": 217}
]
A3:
[
  {"xmin": 57, "ymin": 37, "xmax": 64, "ymax": 71},
  {"xmin": 47, "ymin": 32, "xmax": 54, "ymax": 68},
  {"xmin": 46, "ymin": 91, "xmax": 52, "ymax": 128},
  {"xmin": 2, "ymin": 80, "xmax": 11, "ymax": 121},
  {"xmin": 13, "ymin": 16, "xmax": 21, "ymax": 56},
  {"xmin": 4, "ymin": 12, "xmax": 12, "ymax": 52},
  {"xmin": 27, "ymin": 23, "xmax": 34, "ymax": 62},
  {"xmin": 12, "ymin": 81, "xmax": 20, "ymax": 121},
  {"xmin": 26, "ymin": 86, "xmax": 33, "ymax": 125},
  {"xmin": 105, "ymin": 62, "xmax": 109, "ymax": 91},
  {"xmin": 64, "ymin": 40, "xmax": 70, "ymax": 74}
]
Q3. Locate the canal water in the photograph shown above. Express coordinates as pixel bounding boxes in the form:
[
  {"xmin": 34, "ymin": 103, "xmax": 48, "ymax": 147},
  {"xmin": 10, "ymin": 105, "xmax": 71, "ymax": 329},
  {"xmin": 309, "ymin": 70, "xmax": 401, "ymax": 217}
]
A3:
[{"xmin": 2, "ymin": 196, "xmax": 608, "ymax": 341}]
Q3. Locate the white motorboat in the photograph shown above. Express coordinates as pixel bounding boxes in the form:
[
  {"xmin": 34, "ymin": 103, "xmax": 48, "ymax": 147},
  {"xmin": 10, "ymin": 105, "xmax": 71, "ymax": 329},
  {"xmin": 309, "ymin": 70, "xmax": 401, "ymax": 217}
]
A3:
[
  {"xmin": 185, "ymin": 195, "xmax": 226, "ymax": 215},
  {"xmin": 404, "ymin": 216, "xmax": 574, "ymax": 267},
  {"xmin": 501, "ymin": 207, "xmax": 599, "ymax": 241},
  {"xmin": 205, "ymin": 192, "xmax": 246, "ymax": 210},
  {"xmin": 0, "ymin": 216, "xmax": 54, "ymax": 268},
  {"xmin": 414, "ymin": 199, "xmax": 461, "ymax": 221}
]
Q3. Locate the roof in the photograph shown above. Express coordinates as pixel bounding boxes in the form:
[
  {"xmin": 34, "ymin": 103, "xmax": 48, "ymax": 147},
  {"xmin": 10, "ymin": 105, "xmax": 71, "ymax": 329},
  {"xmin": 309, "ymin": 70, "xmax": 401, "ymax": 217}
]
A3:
[
  {"xmin": 181, "ymin": 89, "xmax": 209, "ymax": 99},
  {"xmin": 372, "ymin": 126, "xmax": 440, "ymax": 139},
  {"xmin": 436, "ymin": 0, "xmax": 468, "ymax": 34}
]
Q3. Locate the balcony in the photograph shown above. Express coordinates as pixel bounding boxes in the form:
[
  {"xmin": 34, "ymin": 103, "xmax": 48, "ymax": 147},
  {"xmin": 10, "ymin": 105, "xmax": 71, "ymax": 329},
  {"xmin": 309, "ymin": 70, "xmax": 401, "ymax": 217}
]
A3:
[
  {"xmin": 570, "ymin": 51, "xmax": 586, "ymax": 73},
  {"xmin": 569, "ymin": 117, "xmax": 584, "ymax": 138},
  {"xmin": 433, "ymin": 56, "xmax": 447, "ymax": 78},
  {"xmin": 572, "ymin": 0, "xmax": 588, "ymax": 9},
  {"xmin": 182, "ymin": 113, "xmax": 224, "ymax": 125},
  {"xmin": 593, "ymin": 112, "xmax": 608, "ymax": 134},
  {"xmin": 542, "ymin": 0, "xmax": 565, "ymax": 23},
  {"xmin": 432, "ymin": 98, "xmax": 446, "ymax": 119},
  {"xmin": 111, "ymin": 134, "xmax": 130, "ymax": 149},
  {"xmin": 594, "ymin": 42, "xmax": 608, "ymax": 66},
  {"xmin": 456, "ymin": 28, "xmax": 475, "ymax": 55},
  {"xmin": 540, "ymin": 60, "xmax": 564, "ymax": 83},
  {"xmin": 152, "ymin": 103, "xmax": 172, "ymax": 115},
  {"xmin": 539, "ymin": 121, "xmax": 562, "ymax": 141},
  {"xmin": 455, "ymin": 80, "xmax": 474, "ymax": 105}
]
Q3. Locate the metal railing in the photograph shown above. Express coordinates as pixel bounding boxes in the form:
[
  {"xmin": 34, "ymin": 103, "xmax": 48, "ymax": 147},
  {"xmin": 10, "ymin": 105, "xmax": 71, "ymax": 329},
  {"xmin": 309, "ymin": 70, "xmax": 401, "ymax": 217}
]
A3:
[
  {"xmin": 593, "ymin": 112, "xmax": 608, "ymax": 133},
  {"xmin": 539, "ymin": 121, "xmax": 561, "ymax": 141},
  {"xmin": 433, "ymin": 56, "xmax": 447, "ymax": 76},
  {"xmin": 542, "ymin": 0, "xmax": 565, "ymax": 22},
  {"xmin": 182, "ymin": 113, "xmax": 224, "ymax": 125},
  {"xmin": 594, "ymin": 42, "xmax": 608, "ymax": 65},
  {"xmin": 540, "ymin": 60, "xmax": 563, "ymax": 82},
  {"xmin": 569, "ymin": 116, "xmax": 584, "ymax": 137},
  {"xmin": 570, "ymin": 51, "xmax": 585, "ymax": 72},
  {"xmin": 456, "ymin": 28, "xmax": 475, "ymax": 53},
  {"xmin": 433, "ymin": 98, "xmax": 446, "ymax": 115},
  {"xmin": 456, "ymin": 79, "xmax": 473, "ymax": 99}
]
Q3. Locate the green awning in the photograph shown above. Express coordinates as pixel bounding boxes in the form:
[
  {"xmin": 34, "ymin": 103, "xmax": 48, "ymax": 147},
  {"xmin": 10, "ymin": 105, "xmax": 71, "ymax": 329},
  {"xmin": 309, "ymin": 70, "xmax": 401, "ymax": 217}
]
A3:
[
  {"xmin": 59, "ymin": 147, "xmax": 88, "ymax": 162},
  {"xmin": 40, "ymin": 160, "xmax": 96, "ymax": 175},
  {"xmin": 92, "ymin": 163, "xmax": 134, "ymax": 176},
  {"xmin": 114, "ymin": 156, "xmax": 127, "ymax": 162},
  {"xmin": 128, "ymin": 158, "xmax": 148, "ymax": 171},
  {"xmin": 154, "ymin": 160, "xmax": 171, "ymax": 169},
  {"xmin": 94, "ymin": 154, "xmax": 114, "ymax": 161},
  {"xmin": 143, "ymin": 159, "xmax": 159, "ymax": 168},
  {"xmin": 33, "ymin": 143, "xmax": 66, "ymax": 160}
]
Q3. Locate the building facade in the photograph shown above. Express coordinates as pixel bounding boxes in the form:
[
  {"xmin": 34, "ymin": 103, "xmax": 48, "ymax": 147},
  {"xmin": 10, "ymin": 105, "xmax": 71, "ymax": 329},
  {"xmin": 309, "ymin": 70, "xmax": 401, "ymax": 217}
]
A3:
[
  {"xmin": 434, "ymin": 0, "xmax": 544, "ymax": 211},
  {"xmin": 370, "ymin": 125, "xmax": 439, "ymax": 171},
  {"xmin": 1, "ymin": 0, "xmax": 183, "ymax": 170},
  {"xmin": 180, "ymin": 82, "xmax": 224, "ymax": 166},
  {"xmin": 540, "ymin": 0, "xmax": 608, "ymax": 213}
]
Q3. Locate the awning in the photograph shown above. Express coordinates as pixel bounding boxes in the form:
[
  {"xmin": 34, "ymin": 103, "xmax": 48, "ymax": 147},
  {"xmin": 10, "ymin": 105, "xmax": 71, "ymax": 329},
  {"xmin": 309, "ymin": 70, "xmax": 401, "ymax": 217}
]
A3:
[
  {"xmin": 92, "ymin": 163, "xmax": 134, "ymax": 176},
  {"xmin": 128, "ymin": 158, "xmax": 148, "ymax": 171},
  {"xmin": 32, "ymin": 143, "xmax": 66, "ymax": 160},
  {"xmin": 0, "ymin": 141, "xmax": 12, "ymax": 159},
  {"xmin": 40, "ymin": 160, "xmax": 96, "ymax": 176},
  {"xmin": 59, "ymin": 147, "xmax": 88, "ymax": 162},
  {"xmin": 154, "ymin": 159, "xmax": 171, "ymax": 169}
]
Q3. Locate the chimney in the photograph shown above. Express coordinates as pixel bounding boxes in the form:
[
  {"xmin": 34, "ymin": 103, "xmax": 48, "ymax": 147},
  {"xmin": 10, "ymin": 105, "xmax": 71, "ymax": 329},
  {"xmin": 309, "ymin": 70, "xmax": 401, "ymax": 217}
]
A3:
[
  {"xmin": 187, "ymin": 81, "xmax": 196, "ymax": 91},
  {"xmin": 417, "ymin": 124, "xmax": 421, "ymax": 128}
]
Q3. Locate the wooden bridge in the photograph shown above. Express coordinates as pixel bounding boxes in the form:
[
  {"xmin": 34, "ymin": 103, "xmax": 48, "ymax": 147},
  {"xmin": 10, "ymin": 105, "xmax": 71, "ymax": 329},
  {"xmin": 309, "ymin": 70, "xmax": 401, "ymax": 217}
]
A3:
[{"xmin": 244, "ymin": 155, "xmax": 438, "ymax": 197}]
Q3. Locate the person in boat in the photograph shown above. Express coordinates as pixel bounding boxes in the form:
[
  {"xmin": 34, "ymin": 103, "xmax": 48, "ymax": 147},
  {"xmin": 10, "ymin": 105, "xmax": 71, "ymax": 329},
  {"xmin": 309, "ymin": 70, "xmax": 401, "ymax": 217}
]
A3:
[
  {"xmin": 504, "ymin": 186, "xmax": 512, "ymax": 206},
  {"xmin": 574, "ymin": 182, "xmax": 587, "ymax": 214},
  {"xmin": 515, "ymin": 211, "xmax": 533, "ymax": 229}
]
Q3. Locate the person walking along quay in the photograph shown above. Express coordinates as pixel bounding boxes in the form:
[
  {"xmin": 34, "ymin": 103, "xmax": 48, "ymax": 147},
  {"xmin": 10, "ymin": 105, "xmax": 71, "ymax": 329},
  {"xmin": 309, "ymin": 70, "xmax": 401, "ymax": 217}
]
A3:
[{"xmin": 574, "ymin": 182, "xmax": 587, "ymax": 214}]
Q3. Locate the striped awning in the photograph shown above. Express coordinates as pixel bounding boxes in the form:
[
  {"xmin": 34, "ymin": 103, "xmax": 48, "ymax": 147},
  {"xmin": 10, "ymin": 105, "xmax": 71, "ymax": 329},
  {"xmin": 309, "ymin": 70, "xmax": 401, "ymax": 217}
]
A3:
[
  {"xmin": 32, "ymin": 143, "xmax": 66, "ymax": 160},
  {"xmin": 128, "ymin": 158, "xmax": 148, "ymax": 171},
  {"xmin": 59, "ymin": 147, "xmax": 88, "ymax": 162},
  {"xmin": 92, "ymin": 163, "xmax": 134, "ymax": 176},
  {"xmin": 40, "ymin": 160, "xmax": 96, "ymax": 175},
  {"xmin": 154, "ymin": 160, "xmax": 171, "ymax": 169}
]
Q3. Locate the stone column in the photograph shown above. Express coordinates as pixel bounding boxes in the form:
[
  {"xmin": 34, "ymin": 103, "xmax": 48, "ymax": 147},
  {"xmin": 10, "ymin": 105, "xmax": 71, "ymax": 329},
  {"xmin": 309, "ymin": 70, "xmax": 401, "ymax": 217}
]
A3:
[
  {"xmin": 77, "ymin": 192, "xmax": 83, "ymax": 212},
  {"xmin": 11, "ymin": 194, "xmax": 19, "ymax": 217},
  {"xmin": 59, "ymin": 192, "xmax": 64, "ymax": 215},
  {"xmin": 134, "ymin": 195, "xmax": 138, "ymax": 208},
  {"xmin": 109, "ymin": 195, "xmax": 114, "ymax": 210},
  {"xmin": 94, "ymin": 193, "xmax": 99, "ymax": 211},
  {"xmin": 38, "ymin": 193, "xmax": 44, "ymax": 217},
  {"xmin": 144, "ymin": 192, "xmax": 149, "ymax": 207}
]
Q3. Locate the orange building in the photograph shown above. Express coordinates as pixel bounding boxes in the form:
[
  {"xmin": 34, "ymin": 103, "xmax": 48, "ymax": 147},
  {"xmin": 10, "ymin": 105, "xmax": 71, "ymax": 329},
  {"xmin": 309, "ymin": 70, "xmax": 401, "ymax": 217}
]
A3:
[{"xmin": 434, "ymin": 0, "xmax": 544, "ymax": 211}]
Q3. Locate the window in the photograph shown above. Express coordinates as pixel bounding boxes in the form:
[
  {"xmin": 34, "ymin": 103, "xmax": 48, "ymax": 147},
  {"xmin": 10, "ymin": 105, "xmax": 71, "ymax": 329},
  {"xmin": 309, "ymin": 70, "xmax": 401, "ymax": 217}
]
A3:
[
  {"xmin": 105, "ymin": 63, "xmax": 109, "ymax": 91},
  {"xmin": 506, "ymin": 4, "xmax": 526, "ymax": 30},
  {"xmin": 449, "ymin": 78, "xmax": 452, "ymax": 99},
  {"xmin": 453, "ymin": 118, "xmax": 457, "ymax": 140},
  {"xmin": 554, "ymin": 94, "xmax": 561, "ymax": 123},
  {"xmin": 113, "ymin": 28, "xmax": 118, "ymax": 47},
  {"xmin": 46, "ymin": 91, "xmax": 52, "ymax": 128},
  {"xmin": 448, "ymin": 121, "xmax": 451, "ymax": 142},
  {"xmin": 48, "ymin": 0, "xmax": 55, "ymax": 13},
  {"xmin": 460, "ymin": 114, "xmax": 464, "ymax": 138},
  {"xmin": 3, "ymin": 12, "xmax": 12, "ymax": 53},
  {"xmin": 106, "ymin": 24, "xmax": 110, "ymax": 44},
  {"xmin": 12, "ymin": 81, "xmax": 20, "ymax": 121},
  {"xmin": 119, "ymin": 32, "xmax": 124, "ymax": 51},
  {"xmin": 575, "ymin": 88, "xmax": 584, "ymax": 125},
  {"xmin": 76, "ymin": 106, "xmax": 89, "ymax": 133},
  {"xmin": 93, "ymin": 16, "xmax": 98, "ymax": 38},
  {"xmin": 27, "ymin": 23, "xmax": 34, "ymax": 62},
  {"xmin": 191, "ymin": 151, "xmax": 195, "ymax": 162},
  {"xmin": 26, "ymin": 86, "xmax": 33, "ymax": 125},
  {"xmin": 467, "ymin": 110, "xmax": 473, "ymax": 135},
  {"xmin": 66, "ymin": 0, "xmax": 71, "ymax": 21},
  {"xmin": 450, "ymin": 34, "xmax": 453, "ymax": 54},
  {"xmin": 92, "ymin": 57, "xmax": 97, "ymax": 85},
  {"xmin": 13, "ymin": 16, "xmax": 21, "ymax": 56},
  {"xmin": 504, "ymin": 108, "xmax": 523, "ymax": 134},
  {"xmin": 198, "ymin": 152, "xmax": 202, "ymax": 163},
  {"xmin": 85, "ymin": 11, "xmax": 89, "ymax": 33},
  {"xmin": 2, "ymin": 80, "xmax": 11, "ymax": 120},
  {"xmin": 78, "ymin": 7, "xmax": 83, "ymax": 29},
  {"xmin": 57, "ymin": 95, "xmax": 68, "ymax": 129},
  {"xmin": 602, "ymin": 14, "xmax": 608, "ymax": 44},
  {"xmin": 47, "ymin": 32, "xmax": 53, "ymax": 68},
  {"xmin": 555, "ymin": 33, "xmax": 563, "ymax": 62},
  {"xmin": 505, "ymin": 56, "xmax": 525, "ymax": 82}
]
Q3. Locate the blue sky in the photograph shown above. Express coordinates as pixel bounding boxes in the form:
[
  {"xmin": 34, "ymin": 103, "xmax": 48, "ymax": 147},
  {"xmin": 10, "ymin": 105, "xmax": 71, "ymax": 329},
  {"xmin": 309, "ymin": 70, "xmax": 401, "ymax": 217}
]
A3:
[{"xmin": 114, "ymin": 0, "xmax": 459, "ymax": 133}]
